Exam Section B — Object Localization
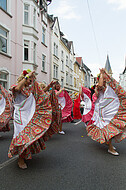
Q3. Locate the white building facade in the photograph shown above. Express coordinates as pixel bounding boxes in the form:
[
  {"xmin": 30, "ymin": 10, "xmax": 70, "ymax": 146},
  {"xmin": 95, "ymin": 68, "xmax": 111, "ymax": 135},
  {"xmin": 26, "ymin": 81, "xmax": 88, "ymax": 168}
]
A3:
[{"xmin": 119, "ymin": 58, "xmax": 126, "ymax": 90}]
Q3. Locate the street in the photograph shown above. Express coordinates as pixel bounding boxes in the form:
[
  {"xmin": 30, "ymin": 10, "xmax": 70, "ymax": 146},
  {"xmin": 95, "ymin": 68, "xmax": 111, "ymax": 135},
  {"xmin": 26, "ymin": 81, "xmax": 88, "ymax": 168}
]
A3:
[{"xmin": 0, "ymin": 120, "xmax": 126, "ymax": 190}]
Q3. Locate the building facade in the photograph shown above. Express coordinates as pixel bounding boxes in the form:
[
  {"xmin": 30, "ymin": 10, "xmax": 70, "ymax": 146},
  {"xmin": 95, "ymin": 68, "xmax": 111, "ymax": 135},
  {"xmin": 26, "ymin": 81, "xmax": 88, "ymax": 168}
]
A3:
[
  {"xmin": 0, "ymin": 0, "xmax": 52, "ymax": 90},
  {"xmin": 0, "ymin": 0, "xmax": 92, "ymax": 92}
]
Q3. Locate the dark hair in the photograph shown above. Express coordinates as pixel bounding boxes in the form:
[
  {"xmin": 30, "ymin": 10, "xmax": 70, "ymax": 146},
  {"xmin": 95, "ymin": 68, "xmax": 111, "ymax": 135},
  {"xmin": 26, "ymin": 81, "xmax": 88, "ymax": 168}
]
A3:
[{"xmin": 54, "ymin": 81, "xmax": 60, "ymax": 90}]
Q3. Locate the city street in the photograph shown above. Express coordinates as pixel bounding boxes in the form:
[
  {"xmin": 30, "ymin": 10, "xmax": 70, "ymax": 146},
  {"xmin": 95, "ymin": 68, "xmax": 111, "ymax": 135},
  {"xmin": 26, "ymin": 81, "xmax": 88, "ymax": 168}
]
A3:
[{"xmin": 0, "ymin": 120, "xmax": 126, "ymax": 190}]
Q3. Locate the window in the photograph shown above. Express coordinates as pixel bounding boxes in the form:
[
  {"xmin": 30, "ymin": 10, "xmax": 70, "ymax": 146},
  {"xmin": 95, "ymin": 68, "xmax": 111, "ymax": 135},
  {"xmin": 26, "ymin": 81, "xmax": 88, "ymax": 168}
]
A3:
[
  {"xmin": 42, "ymin": 27, "xmax": 46, "ymax": 44},
  {"xmin": 42, "ymin": 54, "xmax": 46, "ymax": 71},
  {"xmin": 54, "ymin": 43, "xmax": 58, "ymax": 57},
  {"xmin": 61, "ymin": 51, "xmax": 64, "ymax": 71},
  {"xmin": 0, "ymin": 27, "xmax": 7, "ymax": 53},
  {"xmin": 56, "ymin": 45, "xmax": 58, "ymax": 57},
  {"xmin": 24, "ymin": 4, "xmax": 29, "ymax": 25},
  {"xmin": 66, "ymin": 73, "xmax": 68, "ymax": 84},
  {"xmin": 33, "ymin": 43, "xmax": 36, "ymax": 64},
  {"xmin": 0, "ymin": 0, "xmax": 7, "ymax": 11},
  {"xmin": 70, "ymin": 60, "xmax": 72, "ymax": 69},
  {"xmin": 61, "ymin": 60, "xmax": 64, "ymax": 71},
  {"xmin": 0, "ymin": 71, "xmax": 8, "ymax": 89},
  {"xmin": 24, "ymin": 41, "xmax": 29, "ymax": 61},
  {"xmin": 61, "ymin": 50, "xmax": 64, "ymax": 59},
  {"xmin": 54, "ymin": 43, "xmax": 56, "ymax": 55},
  {"xmin": 61, "ymin": 78, "xmax": 64, "ymax": 88},
  {"xmin": 66, "ymin": 55, "xmax": 68, "ymax": 66},
  {"xmin": 53, "ymin": 64, "xmax": 58, "ymax": 79},
  {"xmin": 33, "ymin": 8, "xmax": 36, "ymax": 28},
  {"xmin": 74, "ymin": 77, "xmax": 76, "ymax": 88},
  {"xmin": 70, "ymin": 75, "xmax": 73, "ymax": 86}
]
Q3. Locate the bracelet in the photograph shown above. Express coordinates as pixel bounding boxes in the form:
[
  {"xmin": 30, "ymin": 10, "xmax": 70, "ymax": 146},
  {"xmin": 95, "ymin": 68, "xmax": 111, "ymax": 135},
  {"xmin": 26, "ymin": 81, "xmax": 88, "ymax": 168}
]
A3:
[{"xmin": 24, "ymin": 75, "xmax": 29, "ymax": 80}]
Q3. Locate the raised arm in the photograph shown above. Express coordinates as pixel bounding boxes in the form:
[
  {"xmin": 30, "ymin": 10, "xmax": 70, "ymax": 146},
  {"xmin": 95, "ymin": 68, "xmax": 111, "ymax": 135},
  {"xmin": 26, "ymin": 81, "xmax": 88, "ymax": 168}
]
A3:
[
  {"xmin": 14, "ymin": 71, "xmax": 35, "ymax": 92},
  {"xmin": 43, "ymin": 81, "xmax": 56, "ymax": 92}
]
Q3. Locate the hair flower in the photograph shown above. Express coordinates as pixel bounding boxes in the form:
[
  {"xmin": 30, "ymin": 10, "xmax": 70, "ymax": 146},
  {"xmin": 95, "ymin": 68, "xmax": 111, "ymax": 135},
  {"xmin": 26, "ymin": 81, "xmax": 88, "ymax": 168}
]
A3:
[{"xmin": 23, "ymin": 70, "xmax": 28, "ymax": 76}]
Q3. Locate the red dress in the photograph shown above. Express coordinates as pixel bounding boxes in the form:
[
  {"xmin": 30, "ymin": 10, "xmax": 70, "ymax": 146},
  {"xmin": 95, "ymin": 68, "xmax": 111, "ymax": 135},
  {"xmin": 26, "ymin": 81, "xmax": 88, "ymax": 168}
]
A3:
[{"xmin": 73, "ymin": 95, "xmax": 82, "ymax": 119}]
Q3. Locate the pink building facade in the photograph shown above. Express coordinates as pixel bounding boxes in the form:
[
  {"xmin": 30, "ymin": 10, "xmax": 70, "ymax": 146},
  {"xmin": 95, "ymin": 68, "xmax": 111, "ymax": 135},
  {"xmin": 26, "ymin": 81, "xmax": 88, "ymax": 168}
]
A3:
[{"xmin": 0, "ymin": 0, "xmax": 52, "ymax": 90}]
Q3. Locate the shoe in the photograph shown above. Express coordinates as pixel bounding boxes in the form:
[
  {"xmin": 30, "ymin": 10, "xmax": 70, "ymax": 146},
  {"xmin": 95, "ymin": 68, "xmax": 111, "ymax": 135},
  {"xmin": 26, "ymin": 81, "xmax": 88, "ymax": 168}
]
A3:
[
  {"xmin": 59, "ymin": 131, "xmax": 65, "ymax": 135},
  {"xmin": 113, "ymin": 146, "xmax": 116, "ymax": 150},
  {"xmin": 108, "ymin": 149, "xmax": 119, "ymax": 156}
]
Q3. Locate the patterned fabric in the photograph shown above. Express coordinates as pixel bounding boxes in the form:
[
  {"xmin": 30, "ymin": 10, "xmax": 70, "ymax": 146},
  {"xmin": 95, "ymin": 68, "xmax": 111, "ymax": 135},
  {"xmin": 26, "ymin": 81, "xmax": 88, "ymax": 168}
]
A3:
[
  {"xmin": 0, "ymin": 85, "xmax": 13, "ymax": 129},
  {"xmin": 81, "ymin": 87, "xmax": 94, "ymax": 123},
  {"xmin": 8, "ymin": 82, "xmax": 60, "ymax": 159},
  {"xmin": 86, "ymin": 73, "xmax": 126, "ymax": 144},
  {"xmin": 73, "ymin": 94, "xmax": 82, "ymax": 119}
]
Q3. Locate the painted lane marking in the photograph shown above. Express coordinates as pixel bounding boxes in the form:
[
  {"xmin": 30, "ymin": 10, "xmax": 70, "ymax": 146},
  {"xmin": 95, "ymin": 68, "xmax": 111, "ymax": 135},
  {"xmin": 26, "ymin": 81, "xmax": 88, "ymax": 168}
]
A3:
[
  {"xmin": 0, "ymin": 155, "xmax": 18, "ymax": 170},
  {"xmin": 74, "ymin": 120, "xmax": 82, "ymax": 125}
]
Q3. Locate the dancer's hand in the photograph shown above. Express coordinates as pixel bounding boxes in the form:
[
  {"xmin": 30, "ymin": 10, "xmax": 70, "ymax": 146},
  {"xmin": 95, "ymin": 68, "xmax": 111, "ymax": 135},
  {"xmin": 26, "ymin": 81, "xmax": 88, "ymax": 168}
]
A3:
[
  {"xmin": 49, "ymin": 81, "xmax": 56, "ymax": 87},
  {"xmin": 99, "ymin": 68, "xmax": 105, "ymax": 75},
  {"xmin": 27, "ymin": 71, "xmax": 36, "ymax": 79}
]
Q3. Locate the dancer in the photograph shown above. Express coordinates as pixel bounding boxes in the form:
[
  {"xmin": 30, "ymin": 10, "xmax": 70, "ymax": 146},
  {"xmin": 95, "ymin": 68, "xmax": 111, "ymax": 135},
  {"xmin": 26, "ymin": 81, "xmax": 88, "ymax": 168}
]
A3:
[
  {"xmin": 81, "ymin": 86, "xmax": 95, "ymax": 125},
  {"xmin": 54, "ymin": 81, "xmax": 73, "ymax": 134},
  {"xmin": 73, "ymin": 93, "xmax": 82, "ymax": 120},
  {"xmin": 0, "ymin": 84, "xmax": 13, "ymax": 132},
  {"xmin": 8, "ymin": 70, "xmax": 59, "ymax": 169},
  {"xmin": 86, "ymin": 68, "xmax": 126, "ymax": 156},
  {"xmin": 39, "ymin": 81, "xmax": 61, "ymax": 139}
]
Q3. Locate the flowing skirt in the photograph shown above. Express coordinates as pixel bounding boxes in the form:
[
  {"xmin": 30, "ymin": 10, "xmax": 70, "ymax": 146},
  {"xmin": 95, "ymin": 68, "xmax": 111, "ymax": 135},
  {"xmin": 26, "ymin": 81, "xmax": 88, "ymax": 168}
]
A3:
[
  {"xmin": 86, "ymin": 74, "xmax": 126, "ymax": 144},
  {"xmin": 8, "ymin": 83, "xmax": 60, "ymax": 159},
  {"xmin": 0, "ymin": 85, "xmax": 13, "ymax": 132}
]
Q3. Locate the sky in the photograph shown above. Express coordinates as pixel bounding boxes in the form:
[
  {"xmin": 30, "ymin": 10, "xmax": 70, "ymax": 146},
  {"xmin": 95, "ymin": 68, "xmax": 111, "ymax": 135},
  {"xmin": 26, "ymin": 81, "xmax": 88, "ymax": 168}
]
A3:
[{"xmin": 48, "ymin": 0, "xmax": 126, "ymax": 81}]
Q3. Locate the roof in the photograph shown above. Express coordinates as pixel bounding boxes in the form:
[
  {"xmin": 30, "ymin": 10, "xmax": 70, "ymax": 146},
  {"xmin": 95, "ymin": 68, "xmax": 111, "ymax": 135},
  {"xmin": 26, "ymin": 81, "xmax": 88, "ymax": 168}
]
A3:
[
  {"xmin": 76, "ymin": 57, "xmax": 82, "ymax": 65},
  {"xmin": 76, "ymin": 57, "xmax": 91, "ymax": 72},
  {"xmin": 105, "ymin": 55, "xmax": 112, "ymax": 74}
]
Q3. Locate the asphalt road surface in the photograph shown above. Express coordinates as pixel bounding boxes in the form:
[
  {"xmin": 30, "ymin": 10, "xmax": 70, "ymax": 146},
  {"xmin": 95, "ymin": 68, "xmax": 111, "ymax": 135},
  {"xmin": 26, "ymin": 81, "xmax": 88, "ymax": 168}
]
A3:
[{"xmin": 0, "ymin": 120, "xmax": 126, "ymax": 190}]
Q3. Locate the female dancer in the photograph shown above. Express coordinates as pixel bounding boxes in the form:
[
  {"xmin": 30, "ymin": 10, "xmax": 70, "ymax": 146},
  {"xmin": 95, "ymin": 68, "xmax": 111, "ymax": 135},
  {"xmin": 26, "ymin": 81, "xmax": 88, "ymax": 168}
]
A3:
[
  {"xmin": 54, "ymin": 81, "xmax": 66, "ymax": 134},
  {"xmin": 73, "ymin": 93, "xmax": 82, "ymax": 120},
  {"xmin": 8, "ymin": 70, "xmax": 60, "ymax": 169},
  {"xmin": 0, "ymin": 84, "xmax": 13, "ymax": 132},
  {"xmin": 86, "ymin": 68, "xmax": 126, "ymax": 156}
]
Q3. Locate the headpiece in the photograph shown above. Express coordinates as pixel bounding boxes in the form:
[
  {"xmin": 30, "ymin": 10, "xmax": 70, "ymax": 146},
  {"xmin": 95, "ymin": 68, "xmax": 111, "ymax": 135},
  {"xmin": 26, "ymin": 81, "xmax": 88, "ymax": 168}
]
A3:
[{"xmin": 23, "ymin": 69, "xmax": 31, "ymax": 76}]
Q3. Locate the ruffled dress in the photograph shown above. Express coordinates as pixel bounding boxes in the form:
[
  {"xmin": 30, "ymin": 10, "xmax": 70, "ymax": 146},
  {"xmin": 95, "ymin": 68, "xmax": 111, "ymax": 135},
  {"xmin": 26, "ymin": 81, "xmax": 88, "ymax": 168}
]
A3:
[
  {"xmin": 0, "ymin": 85, "xmax": 13, "ymax": 132},
  {"xmin": 73, "ymin": 94, "xmax": 82, "ymax": 119},
  {"xmin": 55, "ymin": 90, "xmax": 73, "ymax": 123},
  {"xmin": 86, "ymin": 74, "xmax": 126, "ymax": 144},
  {"xmin": 8, "ymin": 81, "xmax": 60, "ymax": 159},
  {"xmin": 81, "ymin": 87, "xmax": 94, "ymax": 123}
]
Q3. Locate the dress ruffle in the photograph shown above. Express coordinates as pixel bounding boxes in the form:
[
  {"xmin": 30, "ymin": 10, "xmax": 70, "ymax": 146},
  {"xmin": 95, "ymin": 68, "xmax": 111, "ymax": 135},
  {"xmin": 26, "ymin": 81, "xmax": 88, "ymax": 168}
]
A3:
[
  {"xmin": 61, "ymin": 91, "xmax": 73, "ymax": 122},
  {"xmin": 81, "ymin": 87, "xmax": 94, "ymax": 123},
  {"xmin": 8, "ymin": 82, "xmax": 60, "ymax": 159},
  {"xmin": 86, "ymin": 74, "xmax": 126, "ymax": 144},
  {"xmin": 0, "ymin": 85, "xmax": 13, "ymax": 131}
]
